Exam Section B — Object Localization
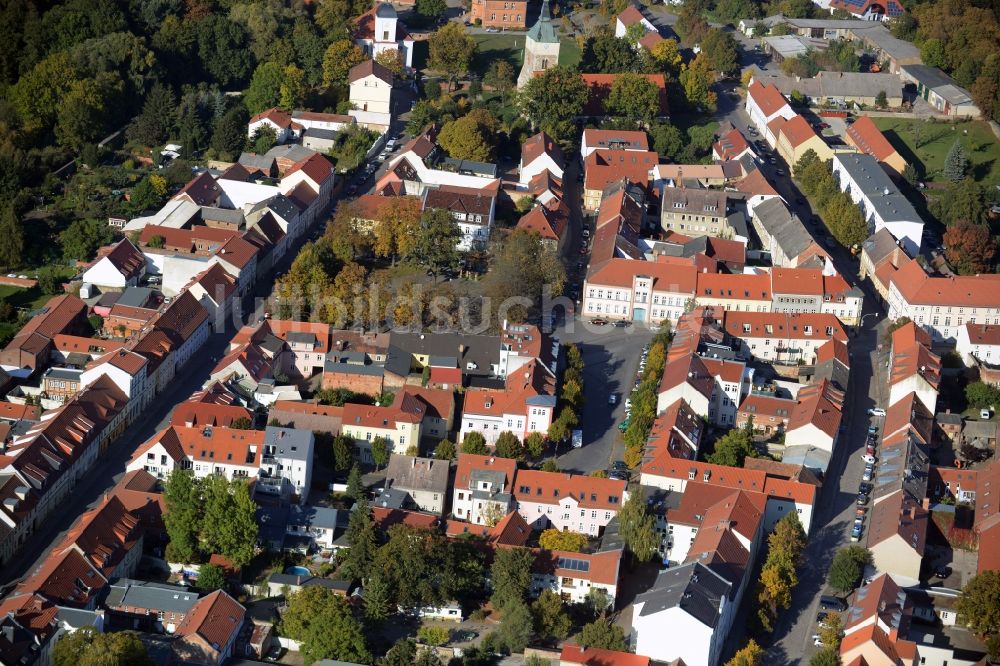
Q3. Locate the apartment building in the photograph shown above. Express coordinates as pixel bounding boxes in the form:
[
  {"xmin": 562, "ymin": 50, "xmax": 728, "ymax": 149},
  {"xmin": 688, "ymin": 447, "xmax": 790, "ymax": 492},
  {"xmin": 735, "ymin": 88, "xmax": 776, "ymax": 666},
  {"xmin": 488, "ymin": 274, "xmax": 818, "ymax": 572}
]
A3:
[
  {"xmin": 452, "ymin": 454, "xmax": 518, "ymax": 525},
  {"xmin": 513, "ymin": 471, "xmax": 626, "ymax": 536},
  {"xmin": 722, "ymin": 311, "xmax": 848, "ymax": 365},
  {"xmin": 887, "ymin": 258, "xmax": 1000, "ymax": 343},
  {"xmin": 341, "ymin": 391, "xmax": 426, "ymax": 462},
  {"xmin": 530, "ymin": 547, "xmax": 623, "ymax": 605},
  {"xmin": 660, "ymin": 188, "xmax": 732, "ymax": 238},
  {"xmin": 458, "ymin": 359, "xmax": 556, "ymax": 446},
  {"xmin": 470, "ymin": 0, "xmax": 527, "ymax": 29}
]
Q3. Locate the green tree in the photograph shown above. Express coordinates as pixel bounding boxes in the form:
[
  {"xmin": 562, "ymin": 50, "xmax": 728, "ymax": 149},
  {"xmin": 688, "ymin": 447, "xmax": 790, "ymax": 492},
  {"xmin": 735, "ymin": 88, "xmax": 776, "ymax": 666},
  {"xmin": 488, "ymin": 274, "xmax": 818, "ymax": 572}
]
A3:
[
  {"xmin": 346, "ymin": 464, "xmax": 364, "ymax": 500},
  {"xmin": 484, "ymin": 59, "xmax": 516, "ymax": 105},
  {"xmin": 244, "ymin": 61, "xmax": 285, "ymax": 114},
  {"xmin": 809, "ymin": 648, "xmax": 840, "ymax": 666},
  {"xmin": 650, "ymin": 123, "xmax": 685, "ymax": 160},
  {"xmin": 0, "ymin": 205, "xmax": 25, "ymax": 271},
  {"xmin": 957, "ymin": 570, "xmax": 1000, "ymax": 637},
  {"xmin": 943, "ymin": 139, "xmax": 971, "ymax": 182},
  {"xmin": 428, "ymin": 22, "xmax": 475, "ymax": 90},
  {"xmin": 519, "ymin": 65, "xmax": 589, "ymax": 141},
  {"xmin": 322, "ymin": 39, "xmax": 367, "ymax": 88},
  {"xmin": 607, "ymin": 73, "xmax": 661, "ymax": 123},
  {"xmin": 490, "ymin": 546, "xmax": 534, "ymax": 612},
  {"xmin": 680, "ymin": 53, "xmax": 717, "ymax": 112},
  {"xmin": 524, "ymin": 432, "xmax": 546, "ymax": 459},
  {"xmin": 966, "ymin": 381, "xmax": 1000, "ymax": 409},
  {"xmin": 875, "ymin": 90, "xmax": 888, "ymax": 109},
  {"xmin": 581, "ymin": 32, "xmax": 639, "ymax": 74},
  {"xmin": 371, "ymin": 436, "xmax": 390, "ymax": 469},
  {"xmin": 251, "ymin": 125, "xmax": 277, "ymax": 154},
  {"xmin": 532, "ymin": 589, "xmax": 572, "ymax": 644},
  {"xmin": 483, "ymin": 229, "xmax": 567, "ymax": 322},
  {"xmin": 578, "ymin": 618, "xmax": 626, "ymax": 651},
  {"xmin": 282, "ymin": 587, "xmax": 371, "ymax": 665},
  {"xmin": 416, "ymin": 0, "xmax": 448, "ymax": 19},
  {"xmin": 701, "ymin": 28, "xmax": 740, "ymax": 76},
  {"xmin": 415, "ymin": 207, "xmax": 462, "ymax": 276},
  {"xmin": 496, "ymin": 599, "xmax": 534, "ymax": 652},
  {"xmin": 437, "ymin": 109, "xmax": 498, "ymax": 162},
  {"xmin": 434, "ymin": 439, "xmax": 456, "ymax": 460},
  {"xmin": 461, "ymin": 431, "xmax": 489, "ymax": 455},
  {"xmin": 381, "ymin": 639, "xmax": 417, "ymax": 666},
  {"xmin": 211, "ymin": 105, "xmax": 250, "ymax": 161},
  {"xmin": 827, "ymin": 545, "xmax": 873, "ymax": 594},
  {"xmin": 280, "ymin": 64, "xmax": 306, "ymax": 111},
  {"xmin": 364, "ymin": 570, "xmax": 393, "ymax": 624},
  {"xmin": 163, "ymin": 470, "xmax": 201, "ymax": 562},
  {"xmin": 197, "ymin": 563, "xmax": 226, "ymax": 591},
  {"xmin": 920, "ymin": 38, "xmax": 947, "ymax": 69},
  {"xmin": 819, "ymin": 613, "xmax": 844, "ymax": 649},
  {"xmin": 707, "ymin": 428, "xmax": 758, "ymax": 467},
  {"xmin": 617, "ymin": 486, "xmax": 658, "ymax": 562},
  {"xmin": 332, "ymin": 434, "xmax": 355, "ymax": 473},
  {"xmin": 725, "ymin": 639, "xmax": 764, "ymax": 666},
  {"xmin": 541, "ymin": 458, "xmax": 559, "ymax": 472},
  {"xmin": 795, "ymin": 149, "xmax": 820, "ymax": 175},
  {"xmin": 824, "ymin": 193, "xmax": 868, "ymax": 248},
  {"xmin": 342, "ymin": 498, "xmax": 377, "ymax": 582},
  {"xmin": 494, "ymin": 431, "xmax": 523, "ymax": 461},
  {"xmin": 418, "ymin": 625, "xmax": 451, "ymax": 646},
  {"xmin": 59, "ymin": 218, "xmax": 114, "ymax": 262},
  {"xmin": 127, "ymin": 83, "xmax": 177, "ymax": 147},
  {"xmin": 200, "ymin": 477, "xmax": 258, "ymax": 568},
  {"xmin": 51, "ymin": 626, "xmax": 153, "ymax": 666},
  {"xmin": 934, "ymin": 178, "xmax": 989, "ymax": 227}
]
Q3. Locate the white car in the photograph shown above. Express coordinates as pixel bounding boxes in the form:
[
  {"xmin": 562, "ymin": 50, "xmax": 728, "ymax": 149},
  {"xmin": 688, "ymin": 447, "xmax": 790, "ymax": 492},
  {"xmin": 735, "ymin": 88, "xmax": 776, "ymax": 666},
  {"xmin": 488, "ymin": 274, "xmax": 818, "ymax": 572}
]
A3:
[
  {"xmin": 608, "ymin": 394, "xmax": 618, "ymax": 405},
  {"xmin": 861, "ymin": 454, "xmax": 876, "ymax": 465},
  {"xmin": 625, "ymin": 398, "xmax": 632, "ymax": 410},
  {"xmin": 868, "ymin": 407, "xmax": 886, "ymax": 417}
]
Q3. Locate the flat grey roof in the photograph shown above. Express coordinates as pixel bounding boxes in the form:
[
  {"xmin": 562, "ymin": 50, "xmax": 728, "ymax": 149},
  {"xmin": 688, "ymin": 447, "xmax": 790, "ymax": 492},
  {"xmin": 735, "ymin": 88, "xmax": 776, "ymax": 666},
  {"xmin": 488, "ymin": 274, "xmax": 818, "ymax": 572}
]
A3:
[
  {"xmin": 105, "ymin": 579, "xmax": 200, "ymax": 614},
  {"xmin": 44, "ymin": 367, "xmax": 83, "ymax": 381}
]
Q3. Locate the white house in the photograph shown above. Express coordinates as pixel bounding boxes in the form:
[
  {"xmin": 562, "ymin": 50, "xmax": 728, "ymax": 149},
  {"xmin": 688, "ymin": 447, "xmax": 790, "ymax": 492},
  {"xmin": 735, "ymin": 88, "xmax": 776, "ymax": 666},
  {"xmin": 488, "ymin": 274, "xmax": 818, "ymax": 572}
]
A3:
[
  {"xmin": 379, "ymin": 133, "xmax": 502, "ymax": 197},
  {"xmin": 722, "ymin": 311, "xmax": 848, "ymax": 365},
  {"xmin": 82, "ymin": 239, "xmax": 147, "ymax": 291},
  {"xmin": 353, "ymin": 3, "xmax": 414, "ymax": 69},
  {"xmin": 956, "ymin": 322, "xmax": 1000, "ymax": 366},
  {"xmin": 458, "ymin": 359, "xmax": 556, "ymax": 447},
  {"xmin": 80, "ymin": 350, "xmax": 151, "ymax": 420},
  {"xmin": 531, "ymin": 548, "xmax": 622, "ymax": 606},
  {"xmin": 348, "ymin": 59, "xmax": 396, "ymax": 131},
  {"xmin": 632, "ymin": 563, "xmax": 732, "ymax": 666},
  {"xmin": 887, "ymin": 322, "xmax": 940, "ymax": 413},
  {"xmin": 452, "ymin": 454, "xmax": 518, "ymax": 525},
  {"xmin": 657, "ymin": 354, "xmax": 752, "ymax": 428},
  {"xmin": 783, "ymin": 380, "xmax": 844, "ymax": 455},
  {"xmin": 614, "ymin": 4, "xmax": 657, "ymax": 38},
  {"xmin": 519, "ymin": 131, "xmax": 564, "ymax": 184},
  {"xmin": 247, "ymin": 108, "xmax": 303, "ymax": 144},
  {"xmin": 422, "ymin": 185, "xmax": 496, "ymax": 252},
  {"xmin": 745, "ymin": 80, "xmax": 796, "ymax": 143},
  {"xmin": 512, "ymin": 470, "xmax": 626, "ymax": 537},
  {"xmin": 831, "ymin": 153, "xmax": 924, "ymax": 255}
]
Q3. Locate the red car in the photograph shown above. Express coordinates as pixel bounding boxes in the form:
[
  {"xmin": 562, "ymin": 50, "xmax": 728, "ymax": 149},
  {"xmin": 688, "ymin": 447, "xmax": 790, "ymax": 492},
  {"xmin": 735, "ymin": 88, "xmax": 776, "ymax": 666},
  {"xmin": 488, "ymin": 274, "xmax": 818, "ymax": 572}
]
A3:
[{"xmin": 590, "ymin": 318, "xmax": 608, "ymax": 326}]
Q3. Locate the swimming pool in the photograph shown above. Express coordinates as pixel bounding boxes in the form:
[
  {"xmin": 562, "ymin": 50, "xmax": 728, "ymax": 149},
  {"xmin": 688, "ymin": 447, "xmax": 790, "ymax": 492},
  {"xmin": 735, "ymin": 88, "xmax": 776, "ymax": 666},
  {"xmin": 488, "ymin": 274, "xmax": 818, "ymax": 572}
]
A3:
[{"xmin": 285, "ymin": 566, "xmax": 310, "ymax": 576}]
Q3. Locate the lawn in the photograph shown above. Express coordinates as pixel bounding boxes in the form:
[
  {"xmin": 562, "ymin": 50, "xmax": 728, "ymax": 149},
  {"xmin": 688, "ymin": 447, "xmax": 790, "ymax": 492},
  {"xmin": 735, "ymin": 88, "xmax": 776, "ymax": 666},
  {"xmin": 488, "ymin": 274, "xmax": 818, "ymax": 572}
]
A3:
[
  {"xmin": 469, "ymin": 33, "xmax": 581, "ymax": 76},
  {"xmin": 0, "ymin": 284, "xmax": 55, "ymax": 312},
  {"xmin": 873, "ymin": 118, "xmax": 1000, "ymax": 186}
]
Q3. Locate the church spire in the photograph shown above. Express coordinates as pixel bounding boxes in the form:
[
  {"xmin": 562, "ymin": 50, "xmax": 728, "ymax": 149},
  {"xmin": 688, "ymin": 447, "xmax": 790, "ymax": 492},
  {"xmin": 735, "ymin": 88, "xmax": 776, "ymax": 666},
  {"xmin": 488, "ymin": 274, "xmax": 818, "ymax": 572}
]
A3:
[{"xmin": 527, "ymin": 0, "xmax": 558, "ymax": 43}]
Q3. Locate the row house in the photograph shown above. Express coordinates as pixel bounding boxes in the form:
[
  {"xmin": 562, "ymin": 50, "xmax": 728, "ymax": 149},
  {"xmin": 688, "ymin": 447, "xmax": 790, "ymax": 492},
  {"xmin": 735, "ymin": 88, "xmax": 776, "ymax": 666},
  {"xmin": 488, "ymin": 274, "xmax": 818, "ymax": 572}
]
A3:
[
  {"xmin": 660, "ymin": 188, "xmax": 733, "ymax": 239},
  {"xmin": 860, "ymin": 227, "xmax": 910, "ymax": 304},
  {"xmin": 839, "ymin": 574, "xmax": 920, "ymax": 666},
  {"xmin": 451, "ymin": 454, "xmax": 519, "ymax": 525},
  {"xmin": 583, "ymin": 147, "xmax": 657, "ymax": 211},
  {"xmin": 745, "ymin": 80, "xmax": 796, "ymax": 144},
  {"xmin": 513, "ymin": 470, "xmax": 626, "ymax": 537},
  {"xmin": 383, "ymin": 454, "xmax": 450, "ymax": 516},
  {"xmin": 0, "ymin": 295, "xmax": 89, "ymax": 376},
  {"xmin": 887, "ymin": 258, "xmax": 1000, "ymax": 343},
  {"xmin": 514, "ymin": 197, "xmax": 570, "ymax": 252},
  {"xmin": 0, "ymin": 592, "xmax": 102, "ymax": 666},
  {"xmin": 80, "ymin": 350, "xmax": 151, "ymax": 422},
  {"xmin": 498, "ymin": 321, "xmax": 558, "ymax": 379},
  {"xmin": 645, "ymin": 399, "xmax": 704, "ymax": 461},
  {"xmin": 126, "ymin": 425, "xmax": 314, "ymax": 504},
  {"xmin": 735, "ymin": 390, "xmax": 796, "ymax": 437},
  {"xmin": 186, "ymin": 263, "xmax": 238, "ymax": 329},
  {"xmin": 831, "ymin": 153, "xmax": 923, "ymax": 255},
  {"xmin": 104, "ymin": 579, "xmax": 200, "ymax": 634},
  {"xmin": 751, "ymin": 196, "xmax": 828, "ymax": 269},
  {"xmin": 888, "ymin": 322, "xmax": 940, "ymax": 414},
  {"xmin": 769, "ymin": 114, "xmax": 834, "ymax": 172},
  {"xmin": 657, "ymin": 353, "xmax": 752, "ymax": 427},
  {"xmin": 0, "ymin": 376, "xmax": 129, "ymax": 567},
  {"xmin": 782, "ymin": 379, "xmax": 844, "ymax": 473},
  {"xmin": 530, "ymin": 547, "xmax": 623, "ymax": 606},
  {"xmin": 722, "ymin": 311, "xmax": 847, "ymax": 365},
  {"xmin": 583, "ymin": 261, "xmax": 697, "ymax": 325},
  {"xmin": 956, "ymin": 322, "xmax": 1000, "ymax": 367},
  {"xmin": 341, "ymin": 392, "xmax": 425, "ymax": 463},
  {"xmin": 458, "ymin": 359, "xmax": 556, "ymax": 446},
  {"xmin": 712, "ymin": 123, "xmax": 754, "ymax": 162},
  {"xmin": 581, "ymin": 129, "xmax": 650, "ymax": 160},
  {"xmin": 14, "ymin": 495, "xmax": 143, "ymax": 609},
  {"xmin": 639, "ymin": 457, "xmax": 818, "ymax": 534},
  {"xmin": 248, "ymin": 107, "xmax": 303, "ymax": 144}
]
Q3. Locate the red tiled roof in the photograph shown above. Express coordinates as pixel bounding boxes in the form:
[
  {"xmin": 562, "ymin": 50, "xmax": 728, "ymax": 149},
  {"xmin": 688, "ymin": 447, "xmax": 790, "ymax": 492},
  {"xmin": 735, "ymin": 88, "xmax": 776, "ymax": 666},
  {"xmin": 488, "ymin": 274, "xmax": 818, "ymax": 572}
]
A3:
[
  {"xmin": 713, "ymin": 125, "xmax": 751, "ymax": 161},
  {"xmin": 532, "ymin": 547, "xmax": 623, "ymax": 586},
  {"xmin": 866, "ymin": 489, "xmax": 927, "ymax": 553},
  {"xmin": 285, "ymin": 152, "xmax": 335, "ymax": 187},
  {"xmin": 0, "ymin": 401, "xmax": 42, "ymax": 422},
  {"xmin": 584, "ymin": 149, "xmax": 657, "ymax": 192},
  {"xmin": 787, "ymin": 379, "xmax": 844, "ymax": 438},
  {"xmin": 582, "ymin": 129, "xmax": 650, "ymax": 152},
  {"xmin": 513, "ymin": 470, "xmax": 625, "ymax": 511},
  {"xmin": 846, "ymin": 116, "xmax": 899, "ymax": 163},
  {"xmin": 170, "ymin": 402, "xmax": 253, "ymax": 428},
  {"xmin": 780, "ymin": 115, "xmax": 821, "ymax": 149},
  {"xmin": 175, "ymin": 171, "xmax": 221, "ymax": 206},
  {"xmin": 522, "ymin": 131, "xmax": 565, "ymax": 169},
  {"xmin": 890, "ymin": 258, "xmax": 1000, "ymax": 308},
  {"xmin": 516, "ymin": 199, "xmax": 569, "ymax": 241},
  {"xmin": 723, "ymin": 311, "xmax": 847, "ymax": 342},
  {"xmin": 249, "ymin": 107, "xmax": 299, "ymax": 130},
  {"xmin": 561, "ymin": 644, "xmax": 650, "ymax": 666},
  {"xmin": 372, "ymin": 506, "xmax": 439, "ymax": 530},
  {"xmin": 173, "ymin": 590, "xmax": 245, "ymax": 656},
  {"xmin": 733, "ymin": 168, "xmax": 779, "ymax": 197},
  {"xmin": 748, "ymin": 80, "xmax": 790, "ymax": 118},
  {"xmin": 455, "ymin": 453, "xmax": 518, "ymax": 491},
  {"xmin": 193, "ymin": 263, "xmax": 237, "ymax": 301}
]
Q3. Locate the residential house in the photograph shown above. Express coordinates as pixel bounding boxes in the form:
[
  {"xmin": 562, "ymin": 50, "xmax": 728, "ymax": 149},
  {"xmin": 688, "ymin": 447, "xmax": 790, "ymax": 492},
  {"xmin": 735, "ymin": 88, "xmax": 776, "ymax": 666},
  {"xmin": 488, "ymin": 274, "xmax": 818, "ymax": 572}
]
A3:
[
  {"xmin": 887, "ymin": 259, "xmax": 1000, "ymax": 343},
  {"xmin": 580, "ymin": 129, "xmax": 649, "ymax": 160},
  {"xmin": 974, "ymin": 458, "xmax": 1000, "ymax": 574},
  {"xmin": 583, "ymin": 148, "xmax": 657, "ymax": 211},
  {"xmin": 772, "ymin": 114, "xmax": 834, "ymax": 171},
  {"xmin": 888, "ymin": 322, "xmax": 940, "ymax": 414},
  {"xmin": 860, "ymin": 227, "xmax": 910, "ymax": 304},
  {"xmin": 956, "ymin": 323, "xmax": 1000, "ymax": 367},
  {"xmin": 104, "ymin": 579, "xmax": 200, "ymax": 634},
  {"xmin": 867, "ymin": 489, "xmax": 928, "ymax": 585},
  {"xmin": 378, "ymin": 130, "xmax": 502, "ymax": 196},
  {"xmin": 519, "ymin": 131, "xmax": 565, "ymax": 183},
  {"xmin": 713, "ymin": 123, "xmax": 754, "ymax": 162},
  {"xmin": 209, "ymin": 341, "xmax": 277, "ymax": 394},
  {"xmin": 516, "ymin": 198, "xmax": 570, "ymax": 252},
  {"xmin": 458, "ymin": 359, "xmax": 556, "ymax": 446},
  {"xmin": 827, "ymin": 0, "xmax": 906, "ymax": 21},
  {"xmin": 657, "ymin": 353, "xmax": 752, "ymax": 428},
  {"xmin": 451, "ymin": 454, "xmax": 518, "ymax": 525},
  {"xmin": 831, "ymin": 153, "xmax": 923, "ymax": 255},
  {"xmin": 846, "ymin": 116, "xmax": 907, "ymax": 175},
  {"xmin": 513, "ymin": 470, "xmax": 626, "ymax": 536},
  {"xmin": 258, "ymin": 426, "xmax": 314, "ymax": 504},
  {"xmin": 247, "ymin": 108, "xmax": 302, "ymax": 144},
  {"xmin": 751, "ymin": 196, "xmax": 827, "ymax": 268},
  {"xmin": 383, "ymin": 455, "xmax": 450, "ymax": 515},
  {"xmin": 839, "ymin": 574, "xmax": 920, "ymax": 666},
  {"xmin": 750, "ymin": 69, "xmax": 905, "ymax": 108},
  {"xmin": 348, "ymin": 58, "xmax": 395, "ymax": 131},
  {"xmin": 267, "ymin": 400, "xmax": 343, "ymax": 434},
  {"xmin": 353, "ymin": 3, "xmax": 414, "ymax": 69},
  {"xmin": 0, "ymin": 592, "xmax": 102, "ymax": 666},
  {"xmin": 82, "ymin": 239, "xmax": 147, "ymax": 291},
  {"xmin": 736, "ymin": 390, "xmax": 796, "ymax": 437},
  {"xmin": 614, "ymin": 3, "xmax": 657, "ymax": 39},
  {"xmin": 291, "ymin": 110, "xmax": 354, "ymax": 133},
  {"xmin": 660, "ymin": 188, "xmax": 732, "ymax": 238},
  {"xmin": 531, "ymin": 547, "xmax": 623, "ymax": 605},
  {"xmin": 783, "ymin": 379, "xmax": 844, "ymax": 470},
  {"xmin": 631, "ymin": 563, "xmax": 732, "ymax": 666},
  {"xmin": 341, "ymin": 392, "xmax": 425, "ymax": 463},
  {"xmin": 422, "ymin": 185, "xmax": 496, "ymax": 252},
  {"xmin": 745, "ymin": 80, "xmax": 796, "ymax": 144},
  {"xmin": 40, "ymin": 367, "xmax": 82, "ymax": 403},
  {"xmin": 471, "ymin": 0, "xmax": 528, "ymax": 29},
  {"xmin": 560, "ymin": 644, "xmax": 649, "ymax": 666},
  {"xmin": 723, "ymin": 311, "xmax": 847, "ymax": 365},
  {"xmin": 0, "ymin": 295, "xmax": 89, "ymax": 376},
  {"xmin": 80, "ymin": 349, "xmax": 151, "ymax": 418},
  {"xmin": 186, "ymin": 263, "xmax": 237, "ymax": 329},
  {"xmin": 171, "ymin": 590, "xmax": 246, "ymax": 666}
]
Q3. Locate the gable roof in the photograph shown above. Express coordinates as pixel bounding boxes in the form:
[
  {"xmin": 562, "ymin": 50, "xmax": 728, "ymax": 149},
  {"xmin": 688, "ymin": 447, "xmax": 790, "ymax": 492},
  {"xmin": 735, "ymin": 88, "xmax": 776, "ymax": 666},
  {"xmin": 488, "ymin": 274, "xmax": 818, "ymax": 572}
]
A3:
[
  {"xmin": 846, "ymin": 116, "xmax": 900, "ymax": 163},
  {"xmin": 349, "ymin": 59, "xmax": 394, "ymax": 85},
  {"xmin": 748, "ymin": 80, "xmax": 791, "ymax": 117},
  {"xmin": 635, "ymin": 562, "xmax": 730, "ymax": 628},
  {"xmin": 513, "ymin": 470, "xmax": 625, "ymax": 511},
  {"xmin": 516, "ymin": 199, "xmax": 569, "ymax": 242},
  {"xmin": 173, "ymin": 590, "xmax": 245, "ymax": 657},
  {"xmin": 249, "ymin": 107, "xmax": 302, "ymax": 131},
  {"xmin": 522, "ymin": 131, "xmax": 565, "ymax": 169}
]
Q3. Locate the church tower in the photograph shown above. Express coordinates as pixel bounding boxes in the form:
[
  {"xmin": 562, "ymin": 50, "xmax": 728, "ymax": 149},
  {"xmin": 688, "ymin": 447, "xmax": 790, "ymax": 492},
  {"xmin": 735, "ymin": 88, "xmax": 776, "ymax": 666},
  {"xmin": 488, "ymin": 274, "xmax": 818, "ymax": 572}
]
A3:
[{"xmin": 517, "ymin": 0, "xmax": 561, "ymax": 88}]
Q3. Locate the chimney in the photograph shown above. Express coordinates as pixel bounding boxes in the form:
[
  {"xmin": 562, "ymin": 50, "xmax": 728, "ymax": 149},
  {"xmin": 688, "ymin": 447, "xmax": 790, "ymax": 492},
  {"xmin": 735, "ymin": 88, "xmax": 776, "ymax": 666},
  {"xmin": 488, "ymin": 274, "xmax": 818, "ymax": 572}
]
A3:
[
  {"xmin": 910, "ymin": 506, "xmax": 917, "ymax": 520},
  {"xmin": 279, "ymin": 430, "xmax": 285, "ymax": 439}
]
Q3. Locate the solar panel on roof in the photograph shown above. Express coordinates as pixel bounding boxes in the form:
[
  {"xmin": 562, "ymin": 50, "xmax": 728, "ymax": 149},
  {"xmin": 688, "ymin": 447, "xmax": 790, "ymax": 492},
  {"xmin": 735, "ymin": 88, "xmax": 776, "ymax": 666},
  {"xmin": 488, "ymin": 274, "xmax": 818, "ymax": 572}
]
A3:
[{"xmin": 557, "ymin": 557, "xmax": 590, "ymax": 572}]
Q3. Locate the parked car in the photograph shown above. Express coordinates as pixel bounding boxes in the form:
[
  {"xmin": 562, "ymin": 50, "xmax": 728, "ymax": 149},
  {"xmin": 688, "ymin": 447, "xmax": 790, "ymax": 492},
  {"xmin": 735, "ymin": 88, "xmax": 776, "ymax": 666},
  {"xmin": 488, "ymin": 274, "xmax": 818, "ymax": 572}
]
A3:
[
  {"xmin": 859, "ymin": 482, "xmax": 873, "ymax": 495},
  {"xmin": 868, "ymin": 407, "xmax": 886, "ymax": 416},
  {"xmin": 861, "ymin": 454, "xmax": 876, "ymax": 465},
  {"xmin": 611, "ymin": 460, "xmax": 628, "ymax": 472},
  {"xmin": 862, "ymin": 466, "xmax": 874, "ymax": 482},
  {"xmin": 618, "ymin": 418, "xmax": 631, "ymax": 432},
  {"xmin": 865, "ymin": 444, "xmax": 876, "ymax": 456},
  {"xmin": 612, "ymin": 320, "xmax": 631, "ymax": 328},
  {"xmin": 856, "ymin": 492, "xmax": 868, "ymax": 506},
  {"xmin": 851, "ymin": 519, "xmax": 863, "ymax": 542},
  {"xmin": 608, "ymin": 471, "xmax": 628, "ymax": 481},
  {"xmin": 819, "ymin": 595, "xmax": 847, "ymax": 612},
  {"xmin": 867, "ymin": 425, "xmax": 879, "ymax": 435},
  {"xmin": 608, "ymin": 393, "xmax": 618, "ymax": 405},
  {"xmin": 591, "ymin": 318, "xmax": 608, "ymax": 326}
]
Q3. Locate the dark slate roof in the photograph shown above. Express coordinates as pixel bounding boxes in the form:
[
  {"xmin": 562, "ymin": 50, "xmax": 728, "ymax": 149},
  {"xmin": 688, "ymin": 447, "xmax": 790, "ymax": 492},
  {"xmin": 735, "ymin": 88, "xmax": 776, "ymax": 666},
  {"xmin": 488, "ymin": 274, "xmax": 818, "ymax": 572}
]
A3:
[
  {"xmin": 635, "ymin": 562, "xmax": 730, "ymax": 628},
  {"xmin": 374, "ymin": 487, "xmax": 410, "ymax": 510},
  {"xmin": 105, "ymin": 579, "xmax": 200, "ymax": 615},
  {"xmin": 116, "ymin": 287, "xmax": 156, "ymax": 309},
  {"xmin": 304, "ymin": 128, "xmax": 338, "ymax": 141}
]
